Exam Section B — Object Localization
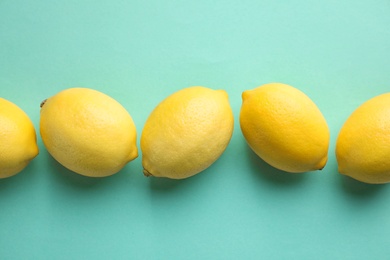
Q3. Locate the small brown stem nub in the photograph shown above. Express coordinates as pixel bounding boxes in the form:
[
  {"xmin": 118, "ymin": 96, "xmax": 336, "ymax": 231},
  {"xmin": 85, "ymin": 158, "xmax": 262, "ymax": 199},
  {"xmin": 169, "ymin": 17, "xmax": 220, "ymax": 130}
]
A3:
[
  {"xmin": 40, "ymin": 99, "xmax": 47, "ymax": 108},
  {"xmin": 143, "ymin": 168, "xmax": 153, "ymax": 177}
]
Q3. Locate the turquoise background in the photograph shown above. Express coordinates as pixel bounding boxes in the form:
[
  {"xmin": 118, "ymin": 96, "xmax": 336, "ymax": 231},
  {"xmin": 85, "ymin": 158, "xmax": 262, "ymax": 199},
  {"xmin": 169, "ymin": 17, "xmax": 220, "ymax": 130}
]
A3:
[{"xmin": 1, "ymin": 1, "xmax": 390, "ymax": 259}]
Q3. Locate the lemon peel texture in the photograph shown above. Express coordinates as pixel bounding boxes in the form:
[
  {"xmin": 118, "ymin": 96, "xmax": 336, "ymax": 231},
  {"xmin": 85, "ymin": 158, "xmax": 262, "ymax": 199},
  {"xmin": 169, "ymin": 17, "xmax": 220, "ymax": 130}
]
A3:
[
  {"xmin": 141, "ymin": 86, "xmax": 234, "ymax": 179},
  {"xmin": 40, "ymin": 88, "xmax": 138, "ymax": 177},
  {"xmin": 336, "ymin": 92, "xmax": 390, "ymax": 184},
  {"xmin": 240, "ymin": 83, "xmax": 330, "ymax": 173},
  {"xmin": 0, "ymin": 98, "xmax": 39, "ymax": 178}
]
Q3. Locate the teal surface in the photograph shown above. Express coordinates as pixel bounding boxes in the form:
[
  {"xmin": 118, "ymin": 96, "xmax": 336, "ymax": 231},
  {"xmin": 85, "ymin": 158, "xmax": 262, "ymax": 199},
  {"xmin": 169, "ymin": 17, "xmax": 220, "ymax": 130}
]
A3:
[{"xmin": 1, "ymin": 1, "xmax": 390, "ymax": 259}]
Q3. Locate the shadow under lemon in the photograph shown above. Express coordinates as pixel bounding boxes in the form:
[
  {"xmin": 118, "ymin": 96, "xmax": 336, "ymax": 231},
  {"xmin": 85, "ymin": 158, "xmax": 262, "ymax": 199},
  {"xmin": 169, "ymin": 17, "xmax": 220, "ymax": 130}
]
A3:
[
  {"xmin": 147, "ymin": 161, "xmax": 220, "ymax": 194},
  {"xmin": 245, "ymin": 145, "xmax": 308, "ymax": 185},
  {"xmin": 0, "ymin": 157, "xmax": 40, "ymax": 193},
  {"xmin": 148, "ymin": 171, "xmax": 208, "ymax": 192},
  {"xmin": 45, "ymin": 151, "xmax": 119, "ymax": 189},
  {"xmin": 336, "ymin": 164, "xmax": 387, "ymax": 198},
  {"xmin": 149, "ymin": 176, "xmax": 182, "ymax": 191}
]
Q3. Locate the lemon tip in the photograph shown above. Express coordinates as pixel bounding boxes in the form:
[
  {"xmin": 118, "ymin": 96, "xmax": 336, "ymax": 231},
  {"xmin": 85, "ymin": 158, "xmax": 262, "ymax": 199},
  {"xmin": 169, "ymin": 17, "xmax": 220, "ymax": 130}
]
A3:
[
  {"xmin": 143, "ymin": 168, "xmax": 153, "ymax": 177},
  {"xmin": 242, "ymin": 91, "xmax": 250, "ymax": 101}
]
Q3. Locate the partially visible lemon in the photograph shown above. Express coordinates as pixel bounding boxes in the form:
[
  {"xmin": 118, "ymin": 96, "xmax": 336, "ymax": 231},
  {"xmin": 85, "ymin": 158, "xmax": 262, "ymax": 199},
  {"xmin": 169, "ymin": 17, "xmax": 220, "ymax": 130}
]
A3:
[
  {"xmin": 40, "ymin": 88, "xmax": 138, "ymax": 177},
  {"xmin": 0, "ymin": 98, "xmax": 39, "ymax": 178},
  {"xmin": 240, "ymin": 83, "xmax": 330, "ymax": 173},
  {"xmin": 336, "ymin": 93, "xmax": 390, "ymax": 184},
  {"xmin": 141, "ymin": 86, "xmax": 234, "ymax": 179}
]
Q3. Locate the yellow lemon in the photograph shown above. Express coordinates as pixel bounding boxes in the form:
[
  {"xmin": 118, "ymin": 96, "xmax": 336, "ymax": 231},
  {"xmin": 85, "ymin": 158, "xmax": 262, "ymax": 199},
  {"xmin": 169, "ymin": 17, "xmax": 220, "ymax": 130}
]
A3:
[
  {"xmin": 0, "ymin": 98, "xmax": 39, "ymax": 178},
  {"xmin": 141, "ymin": 86, "xmax": 234, "ymax": 179},
  {"xmin": 336, "ymin": 93, "xmax": 390, "ymax": 184},
  {"xmin": 40, "ymin": 88, "xmax": 138, "ymax": 177},
  {"xmin": 240, "ymin": 83, "xmax": 330, "ymax": 173}
]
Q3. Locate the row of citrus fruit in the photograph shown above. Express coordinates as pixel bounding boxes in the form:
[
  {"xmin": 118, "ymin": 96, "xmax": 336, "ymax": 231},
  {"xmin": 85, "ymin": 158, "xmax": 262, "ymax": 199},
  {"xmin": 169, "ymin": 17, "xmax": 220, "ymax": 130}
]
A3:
[{"xmin": 0, "ymin": 83, "xmax": 389, "ymax": 184}]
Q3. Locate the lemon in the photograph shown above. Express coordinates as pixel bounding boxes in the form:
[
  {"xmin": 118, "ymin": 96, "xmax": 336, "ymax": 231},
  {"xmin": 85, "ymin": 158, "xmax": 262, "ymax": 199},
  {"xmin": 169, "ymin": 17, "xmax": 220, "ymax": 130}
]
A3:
[
  {"xmin": 0, "ymin": 98, "xmax": 39, "ymax": 178},
  {"xmin": 40, "ymin": 88, "xmax": 138, "ymax": 177},
  {"xmin": 141, "ymin": 86, "xmax": 234, "ymax": 179},
  {"xmin": 336, "ymin": 93, "xmax": 390, "ymax": 184},
  {"xmin": 240, "ymin": 83, "xmax": 330, "ymax": 173}
]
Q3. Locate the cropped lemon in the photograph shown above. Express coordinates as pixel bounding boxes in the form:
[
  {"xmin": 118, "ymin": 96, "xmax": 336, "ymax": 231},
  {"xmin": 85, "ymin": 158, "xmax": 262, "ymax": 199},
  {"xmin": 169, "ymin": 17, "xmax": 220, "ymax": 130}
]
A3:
[
  {"xmin": 40, "ymin": 88, "xmax": 138, "ymax": 177},
  {"xmin": 141, "ymin": 86, "xmax": 234, "ymax": 179},
  {"xmin": 0, "ymin": 98, "xmax": 39, "ymax": 178},
  {"xmin": 240, "ymin": 83, "xmax": 330, "ymax": 173},
  {"xmin": 336, "ymin": 93, "xmax": 390, "ymax": 184}
]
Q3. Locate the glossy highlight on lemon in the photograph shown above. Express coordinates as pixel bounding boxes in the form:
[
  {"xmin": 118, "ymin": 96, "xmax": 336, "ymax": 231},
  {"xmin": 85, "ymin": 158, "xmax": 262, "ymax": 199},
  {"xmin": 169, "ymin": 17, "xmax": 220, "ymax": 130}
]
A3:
[
  {"xmin": 336, "ymin": 93, "xmax": 390, "ymax": 184},
  {"xmin": 40, "ymin": 88, "xmax": 138, "ymax": 177},
  {"xmin": 240, "ymin": 83, "xmax": 330, "ymax": 173},
  {"xmin": 141, "ymin": 86, "xmax": 234, "ymax": 179},
  {"xmin": 0, "ymin": 98, "xmax": 39, "ymax": 178}
]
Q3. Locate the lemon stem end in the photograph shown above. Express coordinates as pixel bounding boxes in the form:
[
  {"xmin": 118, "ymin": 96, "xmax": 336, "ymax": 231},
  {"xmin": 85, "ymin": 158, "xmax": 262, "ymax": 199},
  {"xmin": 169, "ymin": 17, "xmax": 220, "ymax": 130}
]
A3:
[
  {"xmin": 40, "ymin": 99, "xmax": 47, "ymax": 108},
  {"xmin": 143, "ymin": 168, "xmax": 153, "ymax": 177}
]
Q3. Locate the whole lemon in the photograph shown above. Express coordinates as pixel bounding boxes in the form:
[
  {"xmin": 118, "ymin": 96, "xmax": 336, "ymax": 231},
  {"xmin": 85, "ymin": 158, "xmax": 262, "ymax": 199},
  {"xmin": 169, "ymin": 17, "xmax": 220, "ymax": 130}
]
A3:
[
  {"xmin": 0, "ymin": 98, "xmax": 39, "ymax": 178},
  {"xmin": 336, "ymin": 93, "xmax": 390, "ymax": 184},
  {"xmin": 141, "ymin": 86, "xmax": 234, "ymax": 179},
  {"xmin": 40, "ymin": 88, "xmax": 138, "ymax": 177},
  {"xmin": 240, "ymin": 83, "xmax": 330, "ymax": 173}
]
